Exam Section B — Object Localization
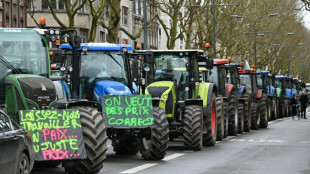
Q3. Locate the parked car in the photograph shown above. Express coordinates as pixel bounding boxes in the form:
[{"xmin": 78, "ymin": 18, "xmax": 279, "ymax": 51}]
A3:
[{"xmin": 0, "ymin": 108, "xmax": 35, "ymax": 174}]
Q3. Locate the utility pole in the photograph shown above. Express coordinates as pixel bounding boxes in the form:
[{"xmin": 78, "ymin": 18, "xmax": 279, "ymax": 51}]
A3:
[
  {"xmin": 190, "ymin": 2, "xmax": 238, "ymax": 59},
  {"xmin": 143, "ymin": 0, "xmax": 147, "ymax": 50}
]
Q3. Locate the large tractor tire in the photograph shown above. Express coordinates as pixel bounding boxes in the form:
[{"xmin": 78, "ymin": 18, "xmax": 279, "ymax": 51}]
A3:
[
  {"xmin": 284, "ymin": 99, "xmax": 289, "ymax": 117},
  {"xmin": 267, "ymin": 97, "xmax": 272, "ymax": 121},
  {"xmin": 63, "ymin": 106, "xmax": 107, "ymax": 174},
  {"xmin": 242, "ymin": 93, "xmax": 251, "ymax": 132},
  {"xmin": 278, "ymin": 98, "xmax": 284, "ymax": 118},
  {"xmin": 228, "ymin": 92, "xmax": 238, "ymax": 136},
  {"xmin": 251, "ymin": 103, "xmax": 261, "ymax": 130},
  {"xmin": 260, "ymin": 96, "xmax": 268, "ymax": 128},
  {"xmin": 139, "ymin": 107, "xmax": 169, "ymax": 160},
  {"xmin": 183, "ymin": 105, "xmax": 203, "ymax": 151},
  {"xmin": 271, "ymin": 97, "xmax": 278, "ymax": 120},
  {"xmin": 216, "ymin": 96, "xmax": 224, "ymax": 141},
  {"xmin": 112, "ymin": 137, "xmax": 139, "ymax": 155},
  {"xmin": 203, "ymin": 93, "xmax": 218, "ymax": 146},
  {"xmin": 237, "ymin": 103, "xmax": 244, "ymax": 134},
  {"xmin": 223, "ymin": 102, "xmax": 228, "ymax": 138}
]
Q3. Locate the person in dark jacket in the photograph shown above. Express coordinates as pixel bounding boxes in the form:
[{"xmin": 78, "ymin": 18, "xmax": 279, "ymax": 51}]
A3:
[
  {"xmin": 291, "ymin": 94, "xmax": 298, "ymax": 120},
  {"xmin": 300, "ymin": 91, "xmax": 308, "ymax": 119}
]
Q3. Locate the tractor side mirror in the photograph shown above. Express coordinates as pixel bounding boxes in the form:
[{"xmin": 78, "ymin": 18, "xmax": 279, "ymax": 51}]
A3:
[
  {"xmin": 206, "ymin": 58, "xmax": 214, "ymax": 69},
  {"xmin": 71, "ymin": 35, "xmax": 81, "ymax": 49},
  {"xmin": 145, "ymin": 51, "xmax": 154, "ymax": 63},
  {"xmin": 51, "ymin": 49, "xmax": 63, "ymax": 63}
]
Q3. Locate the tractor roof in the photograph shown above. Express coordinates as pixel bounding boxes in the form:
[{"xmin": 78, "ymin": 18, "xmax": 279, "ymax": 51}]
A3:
[
  {"xmin": 256, "ymin": 70, "xmax": 270, "ymax": 75},
  {"xmin": 275, "ymin": 75, "xmax": 287, "ymax": 79},
  {"xmin": 213, "ymin": 59, "xmax": 229, "ymax": 65},
  {"xmin": 136, "ymin": 49, "xmax": 205, "ymax": 55},
  {"xmin": 60, "ymin": 42, "xmax": 133, "ymax": 51},
  {"xmin": 237, "ymin": 69, "xmax": 256, "ymax": 74}
]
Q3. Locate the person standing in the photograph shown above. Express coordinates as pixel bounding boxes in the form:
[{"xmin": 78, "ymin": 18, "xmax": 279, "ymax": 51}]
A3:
[
  {"xmin": 291, "ymin": 94, "xmax": 298, "ymax": 120},
  {"xmin": 300, "ymin": 91, "xmax": 308, "ymax": 119}
]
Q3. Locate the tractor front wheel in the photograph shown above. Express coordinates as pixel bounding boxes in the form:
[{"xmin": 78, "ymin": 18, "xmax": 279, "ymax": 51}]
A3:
[
  {"xmin": 63, "ymin": 106, "xmax": 107, "ymax": 174},
  {"xmin": 183, "ymin": 105, "xmax": 203, "ymax": 151},
  {"xmin": 260, "ymin": 96, "xmax": 268, "ymax": 128},
  {"xmin": 216, "ymin": 96, "xmax": 224, "ymax": 141},
  {"xmin": 242, "ymin": 93, "xmax": 251, "ymax": 132},
  {"xmin": 139, "ymin": 107, "xmax": 169, "ymax": 160},
  {"xmin": 203, "ymin": 93, "xmax": 218, "ymax": 146},
  {"xmin": 228, "ymin": 92, "xmax": 238, "ymax": 136},
  {"xmin": 251, "ymin": 103, "xmax": 261, "ymax": 130}
]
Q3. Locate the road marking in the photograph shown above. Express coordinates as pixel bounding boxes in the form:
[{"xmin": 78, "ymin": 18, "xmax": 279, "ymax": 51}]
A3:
[
  {"xmin": 120, "ymin": 163, "xmax": 158, "ymax": 173},
  {"xmin": 162, "ymin": 153, "xmax": 185, "ymax": 161}
]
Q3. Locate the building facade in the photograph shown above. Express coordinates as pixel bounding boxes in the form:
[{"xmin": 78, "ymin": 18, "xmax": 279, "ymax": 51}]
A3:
[
  {"xmin": 26, "ymin": 0, "xmax": 160, "ymax": 50},
  {"xmin": 0, "ymin": 0, "xmax": 27, "ymax": 28}
]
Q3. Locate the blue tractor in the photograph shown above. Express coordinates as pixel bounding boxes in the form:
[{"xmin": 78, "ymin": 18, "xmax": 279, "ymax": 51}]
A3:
[
  {"xmin": 59, "ymin": 43, "xmax": 169, "ymax": 160},
  {"xmin": 275, "ymin": 75, "xmax": 290, "ymax": 118}
]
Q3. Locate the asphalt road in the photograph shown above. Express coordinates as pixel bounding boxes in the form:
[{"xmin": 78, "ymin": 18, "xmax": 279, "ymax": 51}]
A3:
[{"xmin": 31, "ymin": 112, "xmax": 310, "ymax": 174}]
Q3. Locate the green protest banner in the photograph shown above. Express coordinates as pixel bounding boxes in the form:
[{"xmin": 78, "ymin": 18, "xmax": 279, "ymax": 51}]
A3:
[
  {"xmin": 19, "ymin": 109, "xmax": 87, "ymax": 161},
  {"xmin": 102, "ymin": 94, "xmax": 154, "ymax": 128}
]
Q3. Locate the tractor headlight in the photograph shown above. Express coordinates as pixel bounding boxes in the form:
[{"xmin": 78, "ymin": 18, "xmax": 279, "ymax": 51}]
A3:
[
  {"xmin": 54, "ymin": 30, "xmax": 60, "ymax": 35},
  {"xmin": 163, "ymin": 94, "xmax": 168, "ymax": 99},
  {"xmin": 144, "ymin": 67, "xmax": 150, "ymax": 72},
  {"xmin": 82, "ymin": 46, "xmax": 88, "ymax": 52},
  {"xmin": 122, "ymin": 47, "xmax": 128, "ymax": 52},
  {"xmin": 49, "ymin": 30, "xmax": 55, "ymax": 35},
  {"xmin": 161, "ymin": 100, "xmax": 165, "ymax": 105}
]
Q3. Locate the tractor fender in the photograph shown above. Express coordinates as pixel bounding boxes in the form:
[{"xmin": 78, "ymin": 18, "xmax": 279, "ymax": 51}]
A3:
[
  {"xmin": 237, "ymin": 86, "xmax": 246, "ymax": 98},
  {"xmin": 285, "ymin": 89, "xmax": 292, "ymax": 98},
  {"xmin": 226, "ymin": 84, "xmax": 234, "ymax": 94},
  {"xmin": 202, "ymin": 83, "xmax": 217, "ymax": 118},
  {"xmin": 256, "ymin": 89, "xmax": 263, "ymax": 99},
  {"xmin": 267, "ymin": 86, "xmax": 275, "ymax": 97}
]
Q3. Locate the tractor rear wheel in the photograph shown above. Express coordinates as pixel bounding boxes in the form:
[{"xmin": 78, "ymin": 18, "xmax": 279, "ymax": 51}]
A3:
[
  {"xmin": 183, "ymin": 105, "xmax": 203, "ymax": 151},
  {"xmin": 63, "ymin": 106, "xmax": 107, "ymax": 174},
  {"xmin": 112, "ymin": 137, "xmax": 139, "ymax": 155},
  {"xmin": 260, "ymin": 96, "xmax": 268, "ymax": 128},
  {"xmin": 139, "ymin": 107, "xmax": 169, "ymax": 160},
  {"xmin": 251, "ymin": 103, "xmax": 261, "ymax": 130},
  {"xmin": 242, "ymin": 93, "xmax": 251, "ymax": 132},
  {"xmin": 278, "ymin": 98, "xmax": 284, "ymax": 118},
  {"xmin": 267, "ymin": 98, "xmax": 272, "ymax": 121},
  {"xmin": 216, "ymin": 96, "xmax": 224, "ymax": 141},
  {"xmin": 284, "ymin": 99, "xmax": 289, "ymax": 117},
  {"xmin": 271, "ymin": 97, "xmax": 278, "ymax": 120},
  {"xmin": 228, "ymin": 92, "xmax": 238, "ymax": 136},
  {"xmin": 203, "ymin": 93, "xmax": 218, "ymax": 146},
  {"xmin": 237, "ymin": 103, "xmax": 244, "ymax": 134},
  {"xmin": 223, "ymin": 102, "xmax": 228, "ymax": 138}
]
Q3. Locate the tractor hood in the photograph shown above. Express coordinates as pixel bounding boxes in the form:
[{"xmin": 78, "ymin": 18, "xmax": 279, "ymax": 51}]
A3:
[
  {"xmin": 286, "ymin": 88, "xmax": 292, "ymax": 98},
  {"xmin": 94, "ymin": 80, "xmax": 132, "ymax": 104},
  {"xmin": 267, "ymin": 86, "xmax": 275, "ymax": 96}
]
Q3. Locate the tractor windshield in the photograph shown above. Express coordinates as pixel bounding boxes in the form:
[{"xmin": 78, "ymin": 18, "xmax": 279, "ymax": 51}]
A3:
[
  {"xmin": 80, "ymin": 51, "xmax": 128, "ymax": 84},
  {"xmin": 240, "ymin": 75, "xmax": 252, "ymax": 93},
  {"xmin": 146, "ymin": 53, "xmax": 199, "ymax": 101},
  {"xmin": 0, "ymin": 30, "xmax": 48, "ymax": 77},
  {"xmin": 275, "ymin": 79, "xmax": 285, "ymax": 89}
]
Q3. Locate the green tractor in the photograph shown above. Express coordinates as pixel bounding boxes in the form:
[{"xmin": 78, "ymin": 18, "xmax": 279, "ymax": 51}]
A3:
[
  {"xmin": 133, "ymin": 50, "xmax": 221, "ymax": 150},
  {"xmin": 0, "ymin": 28, "xmax": 107, "ymax": 174},
  {"xmin": 57, "ymin": 42, "xmax": 169, "ymax": 160}
]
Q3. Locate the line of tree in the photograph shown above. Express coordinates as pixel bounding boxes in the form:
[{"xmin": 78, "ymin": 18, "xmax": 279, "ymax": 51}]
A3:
[{"xmin": 28, "ymin": 0, "xmax": 310, "ymax": 81}]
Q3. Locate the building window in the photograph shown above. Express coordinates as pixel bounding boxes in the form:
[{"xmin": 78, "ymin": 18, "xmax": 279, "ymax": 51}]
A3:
[
  {"xmin": 80, "ymin": 29, "xmax": 88, "ymax": 43},
  {"xmin": 78, "ymin": 0, "xmax": 85, "ymax": 13},
  {"xmin": 42, "ymin": 0, "xmax": 65, "ymax": 10},
  {"xmin": 122, "ymin": 6, "xmax": 128, "ymax": 26},
  {"xmin": 100, "ymin": 31, "xmax": 105, "ymax": 42},
  {"xmin": 135, "ymin": 0, "xmax": 142, "ymax": 15},
  {"xmin": 5, "ymin": 16, "xmax": 9, "ymax": 27}
]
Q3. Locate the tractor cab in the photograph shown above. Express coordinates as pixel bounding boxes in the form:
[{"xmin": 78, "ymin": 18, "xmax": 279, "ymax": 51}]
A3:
[
  {"xmin": 208, "ymin": 59, "xmax": 229, "ymax": 97},
  {"xmin": 60, "ymin": 43, "xmax": 136, "ymax": 103},
  {"xmin": 0, "ymin": 28, "xmax": 60, "ymax": 120},
  {"xmin": 238, "ymin": 69, "xmax": 259, "ymax": 102}
]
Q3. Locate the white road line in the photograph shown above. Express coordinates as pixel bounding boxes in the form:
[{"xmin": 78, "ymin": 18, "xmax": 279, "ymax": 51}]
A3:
[
  {"xmin": 162, "ymin": 153, "xmax": 185, "ymax": 161},
  {"xmin": 120, "ymin": 163, "xmax": 158, "ymax": 173}
]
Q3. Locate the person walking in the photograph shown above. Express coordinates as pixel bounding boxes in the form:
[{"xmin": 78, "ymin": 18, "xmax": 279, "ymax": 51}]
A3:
[
  {"xmin": 291, "ymin": 94, "xmax": 298, "ymax": 120},
  {"xmin": 300, "ymin": 91, "xmax": 308, "ymax": 119}
]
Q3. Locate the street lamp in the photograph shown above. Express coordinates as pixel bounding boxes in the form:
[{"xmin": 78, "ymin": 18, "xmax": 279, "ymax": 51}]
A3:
[
  {"xmin": 278, "ymin": 43, "xmax": 304, "ymax": 75},
  {"xmin": 231, "ymin": 13, "xmax": 279, "ymax": 70},
  {"xmin": 264, "ymin": 32, "xmax": 295, "ymax": 71}
]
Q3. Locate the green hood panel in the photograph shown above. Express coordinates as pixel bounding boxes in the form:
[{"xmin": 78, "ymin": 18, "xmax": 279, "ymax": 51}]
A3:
[
  {"xmin": 146, "ymin": 81, "xmax": 176, "ymax": 117},
  {"xmin": 198, "ymin": 82, "xmax": 210, "ymax": 108},
  {"xmin": 276, "ymin": 88, "xmax": 281, "ymax": 98}
]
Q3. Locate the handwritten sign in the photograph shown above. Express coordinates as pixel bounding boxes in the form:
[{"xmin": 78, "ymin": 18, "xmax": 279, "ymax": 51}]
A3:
[
  {"xmin": 102, "ymin": 95, "xmax": 154, "ymax": 128},
  {"xmin": 19, "ymin": 109, "xmax": 87, "ymax": 161}
]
